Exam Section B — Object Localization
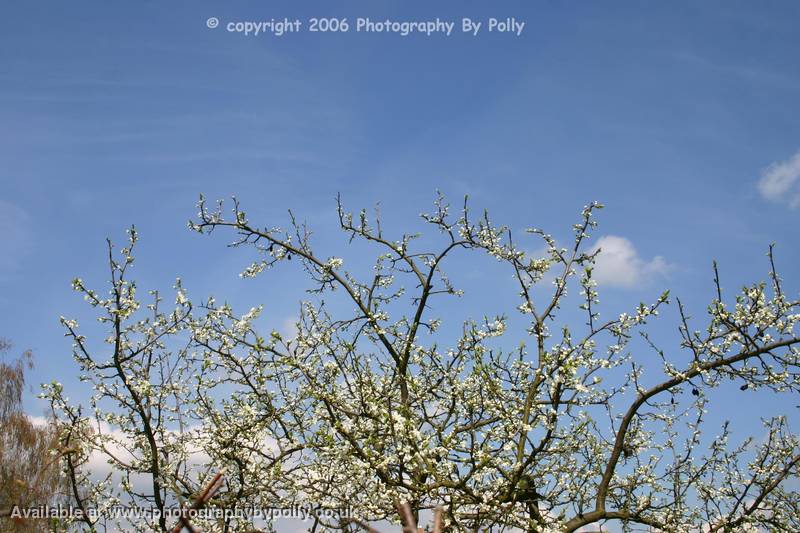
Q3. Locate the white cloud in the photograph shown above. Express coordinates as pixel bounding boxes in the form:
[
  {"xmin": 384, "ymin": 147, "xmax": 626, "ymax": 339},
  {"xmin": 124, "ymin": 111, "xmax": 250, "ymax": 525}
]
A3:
[
  {"xmin": 589, "ymin": 235, "xmax": 671, "ymax": 289},
  {"xmin": 27, "ymin": 415, "xmax": 51, "ymax": 428},
  {"xmin": 281, "ymin": 316, "xmax": 299, "ymax": 341},
  {"xmin": 31, "ymin": 418, "xmax": 212, "ymax": 489},
  {"xmin": 757, "ymin": 150, "xmax": 800, "ymax": 209}
]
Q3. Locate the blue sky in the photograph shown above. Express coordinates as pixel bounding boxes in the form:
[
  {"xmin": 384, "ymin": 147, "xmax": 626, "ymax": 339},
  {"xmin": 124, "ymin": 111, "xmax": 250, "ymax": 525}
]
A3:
[{"xmin": 1, "ymin": 1, "xmax": 799, "ymax": 442}]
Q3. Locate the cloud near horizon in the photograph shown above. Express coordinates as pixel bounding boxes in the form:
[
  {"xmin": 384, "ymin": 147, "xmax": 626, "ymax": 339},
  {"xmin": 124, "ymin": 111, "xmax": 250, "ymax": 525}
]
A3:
[
  {"xmin": 589, "ymin": 235, "xmax": 671, "ymax": 289},
  {"xmin": 757, "ymin": 150, "xmax": 800, "ymax": 209}
]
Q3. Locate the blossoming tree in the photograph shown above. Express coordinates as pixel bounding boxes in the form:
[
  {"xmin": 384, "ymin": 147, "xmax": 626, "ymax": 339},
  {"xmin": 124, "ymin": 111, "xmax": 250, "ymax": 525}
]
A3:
[{"xmin": 47, "ymin": 195, "xmax": 799, "ymax": 532}]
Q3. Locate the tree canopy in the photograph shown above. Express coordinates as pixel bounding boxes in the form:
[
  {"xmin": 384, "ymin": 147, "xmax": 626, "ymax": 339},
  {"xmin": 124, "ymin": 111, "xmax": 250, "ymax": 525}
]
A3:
[{"xmin": 44, "ymin": 196, "xmax": 800, "ymax": 533}]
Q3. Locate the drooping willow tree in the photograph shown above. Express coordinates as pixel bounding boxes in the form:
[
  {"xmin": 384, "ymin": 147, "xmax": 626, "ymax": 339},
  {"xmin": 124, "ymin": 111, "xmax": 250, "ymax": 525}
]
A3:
[
  {"xmin": 47, "ymin": 195, "xmax": 799, "ymax": 532},
  {"xmin": 0, "ymin": 340, "xmax": 64, "ymax": 533}
]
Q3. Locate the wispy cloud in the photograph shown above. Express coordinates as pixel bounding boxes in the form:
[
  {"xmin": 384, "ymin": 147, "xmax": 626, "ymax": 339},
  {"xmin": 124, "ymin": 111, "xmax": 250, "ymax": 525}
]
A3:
[
  {"xmin": 758, "ymin": 150, "xmax": 800, "ymax": 209},
  {"xmin": 589, "ymin": 235, "xmax": 671, "ymax": 289},
  {"xmin": 0, "ymin": 200, "xmax": 33, "ymax": 277}
]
